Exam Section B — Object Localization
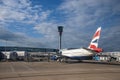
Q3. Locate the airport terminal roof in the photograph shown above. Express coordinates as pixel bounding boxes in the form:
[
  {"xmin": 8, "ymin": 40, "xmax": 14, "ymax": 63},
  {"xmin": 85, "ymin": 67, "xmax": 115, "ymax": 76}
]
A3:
[{"xmin": 0, "ymin": 46, "xmax": 58, "ymax": 52}]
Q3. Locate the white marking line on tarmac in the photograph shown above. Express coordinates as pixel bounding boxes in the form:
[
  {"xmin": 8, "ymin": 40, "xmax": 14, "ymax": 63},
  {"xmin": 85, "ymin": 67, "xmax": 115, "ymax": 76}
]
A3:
[
  {"xmin": 21, "ymin": 62, "xmax": 35, "ymax": 71},
  {"xmin": 9, "ymin": 62, "xmax": 15, "ymax": 72},
  {"xmin": 94, "ymin": 68, "xmax": 120, "ymax": 71}
]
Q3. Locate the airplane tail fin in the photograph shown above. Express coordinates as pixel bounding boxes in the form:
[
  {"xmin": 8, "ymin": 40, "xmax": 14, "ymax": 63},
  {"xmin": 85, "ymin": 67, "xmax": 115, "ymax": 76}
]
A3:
[{"xmin": 88, "ymin": 27, "xmax": 102, "ymax": 52}]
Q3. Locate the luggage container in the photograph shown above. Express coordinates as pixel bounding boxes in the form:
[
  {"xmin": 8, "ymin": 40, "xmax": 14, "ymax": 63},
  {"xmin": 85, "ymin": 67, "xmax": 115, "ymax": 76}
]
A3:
[
  {"xmin": 16, "ymin": 51, "xmax": 27, "ymax": 60},
  {"xmin": 10, "ymin": 52, "xmax": 18, "ymax": 61},
  {"xmin": 0, "ymin": 52, "xmax": 5, "ymax": 61}
]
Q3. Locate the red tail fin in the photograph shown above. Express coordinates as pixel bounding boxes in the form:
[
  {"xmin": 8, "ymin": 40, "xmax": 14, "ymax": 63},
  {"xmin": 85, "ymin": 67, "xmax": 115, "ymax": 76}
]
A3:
[{"xmin": 88, "ymin": 27, "xmax": 102, "ymax": 52}]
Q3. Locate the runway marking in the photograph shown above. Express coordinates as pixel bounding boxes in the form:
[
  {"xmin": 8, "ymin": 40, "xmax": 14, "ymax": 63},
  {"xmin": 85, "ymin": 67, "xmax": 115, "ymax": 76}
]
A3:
[
  {"xmin": 21, "ymin": 62, "xmax": 35, "ymax": 71},
  {"xmin": 9, "ymin": 62, "xmax": 15, "ymax": 72},
  {"xmin": 0, "ymin": 70, "xmax": 120, "ymax": 79},
  {"xmin": 22, "ymin": 64, "xmax": 35, "ymax": 71},
  {"xmin": 0, "ymin": 62, "xmax": 120, "ymax": 80}
]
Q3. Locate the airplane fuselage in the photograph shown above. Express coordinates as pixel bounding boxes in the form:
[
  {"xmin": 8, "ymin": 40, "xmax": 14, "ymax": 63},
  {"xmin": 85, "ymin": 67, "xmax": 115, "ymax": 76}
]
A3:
[{"xmin": 61, "ymin": 48, "xmax": 95, "ymax": 60}]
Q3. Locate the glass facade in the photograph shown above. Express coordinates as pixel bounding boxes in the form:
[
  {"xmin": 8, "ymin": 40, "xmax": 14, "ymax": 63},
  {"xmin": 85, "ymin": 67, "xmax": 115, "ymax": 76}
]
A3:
[{"xmin": 0, "ymin": 46, "xmax": 58, "ymax": 52}]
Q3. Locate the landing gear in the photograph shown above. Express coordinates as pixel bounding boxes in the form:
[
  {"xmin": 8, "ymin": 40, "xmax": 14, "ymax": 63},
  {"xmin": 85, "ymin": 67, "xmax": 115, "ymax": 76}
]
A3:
[
  {"xmin": 110, "ymin": 57, "xmax": 116, "ymax": 62},
  {"xmin": 57, "ymin": 57, "xmax": 68, "ymax": 63}
]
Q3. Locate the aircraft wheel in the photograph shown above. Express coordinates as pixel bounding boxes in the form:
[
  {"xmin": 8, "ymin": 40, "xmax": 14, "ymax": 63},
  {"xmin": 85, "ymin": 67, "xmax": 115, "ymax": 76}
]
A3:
[{"xmin": 61, "ymin": 57, "xmax": 69, "ymax": 63}]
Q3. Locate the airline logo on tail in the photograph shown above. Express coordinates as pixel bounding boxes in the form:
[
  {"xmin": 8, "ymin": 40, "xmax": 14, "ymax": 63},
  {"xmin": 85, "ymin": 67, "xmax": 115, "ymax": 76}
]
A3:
[{"xmin": 88, "ymin": 27, "xmax": 102, "ymax": 52}]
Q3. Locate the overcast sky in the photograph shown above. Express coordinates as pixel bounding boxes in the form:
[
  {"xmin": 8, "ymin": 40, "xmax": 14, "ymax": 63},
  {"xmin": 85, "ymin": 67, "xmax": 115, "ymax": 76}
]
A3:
[{"xmin": 0, "ymin": 0, "xmax": 120, "ymax": 51}]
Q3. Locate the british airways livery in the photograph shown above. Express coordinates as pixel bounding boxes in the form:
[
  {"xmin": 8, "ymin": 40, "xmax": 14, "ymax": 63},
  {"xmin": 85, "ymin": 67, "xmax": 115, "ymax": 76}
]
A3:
[
  {"xmin": 88, "ymin": 27, "xmax": 102, "ymax": 52},
  {"xmin": 58, "ymin": 27, "xmax": 102, "ymax": 62}
]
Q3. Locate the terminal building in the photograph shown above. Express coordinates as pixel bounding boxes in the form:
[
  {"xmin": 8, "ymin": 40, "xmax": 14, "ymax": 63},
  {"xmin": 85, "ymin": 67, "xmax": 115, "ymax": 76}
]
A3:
[
  {"xmin": 0, "ymin": 46, "xmax": 58, "ymax": 52},
  {"xmin": 0, "ymin": 46, "xmax": 58, "ymax": 61}
]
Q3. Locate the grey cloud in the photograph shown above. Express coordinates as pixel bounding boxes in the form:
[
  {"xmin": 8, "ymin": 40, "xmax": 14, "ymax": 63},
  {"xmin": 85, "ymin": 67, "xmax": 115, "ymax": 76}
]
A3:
[
  {"xmin": 0, "ymin": 0, "xmax": 50, "ymax": 24},
  {"xmin": 100, "ymin": 26, "xmax": 120, "ymax": 51},
  {"xmin": 0, "ymin": 0, "xmax": 52, "ymax": 47},
  {"xmin": 0, "ymin": 27, "xmax": 25, "ymax": 41},
  {"xmin": 0, "ymin": 27, "xmax": 45, "ymax": 47},
  {"xmin": 57, "ymin": 0, "xmax": 120, "ymax": 29}
]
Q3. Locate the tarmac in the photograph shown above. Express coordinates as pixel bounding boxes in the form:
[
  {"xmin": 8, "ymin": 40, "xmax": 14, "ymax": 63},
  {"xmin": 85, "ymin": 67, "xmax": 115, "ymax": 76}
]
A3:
[{"xmin": 0, "ymin": 61, "xmax": 120, "ymax": 80}]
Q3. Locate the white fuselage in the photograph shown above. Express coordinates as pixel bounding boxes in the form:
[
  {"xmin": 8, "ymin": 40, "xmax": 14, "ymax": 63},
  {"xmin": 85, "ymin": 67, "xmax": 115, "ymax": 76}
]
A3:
[{"xmin": 61, "ymin": 48, "xmax": 95, "ymax": 60}]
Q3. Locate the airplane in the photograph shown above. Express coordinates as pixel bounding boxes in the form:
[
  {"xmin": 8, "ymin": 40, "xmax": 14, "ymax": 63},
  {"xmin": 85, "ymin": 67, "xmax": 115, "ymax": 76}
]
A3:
[{"xmin": 57, "ymin": 27, "xmax": 102, "ymax": 62}]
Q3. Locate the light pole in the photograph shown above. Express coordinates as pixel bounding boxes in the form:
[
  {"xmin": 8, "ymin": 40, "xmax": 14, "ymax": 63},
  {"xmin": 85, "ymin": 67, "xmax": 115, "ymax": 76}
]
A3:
[{"xmin": 5, "ymin": 39, "xmax": 7, "ymax": 54}]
